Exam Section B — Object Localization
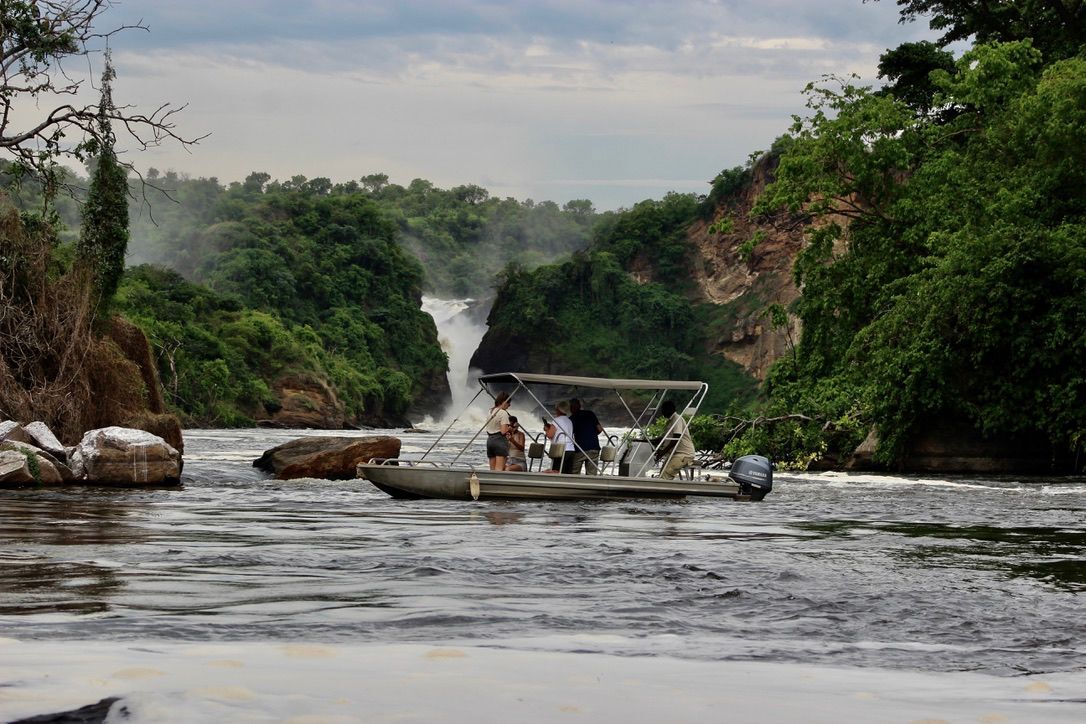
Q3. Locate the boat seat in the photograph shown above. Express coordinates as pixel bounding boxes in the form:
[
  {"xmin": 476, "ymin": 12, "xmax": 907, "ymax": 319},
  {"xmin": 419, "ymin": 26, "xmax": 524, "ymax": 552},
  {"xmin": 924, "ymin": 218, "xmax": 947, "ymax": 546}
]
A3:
[
  {"xmin": 548, "ymin": 445, "xmax": 565, "ymax": 462},
  {"xmin": 527, "ymin": 442, "xmax": 546, "ymax": 472},
  {"xmin": 547, "ymin": 444, "xmax": 569, "ymax": 473},
  {"xmin": 598, "ymin": 444, "xmax": 617, "ymax": 474}
]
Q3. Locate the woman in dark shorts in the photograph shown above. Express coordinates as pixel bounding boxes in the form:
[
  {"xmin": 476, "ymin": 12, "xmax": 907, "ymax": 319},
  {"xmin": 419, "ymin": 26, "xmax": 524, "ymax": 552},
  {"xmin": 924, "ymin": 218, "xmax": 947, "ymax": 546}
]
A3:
[{"xmin": 485, "ymin": 391, "xmax": 512, "ymax": 470}]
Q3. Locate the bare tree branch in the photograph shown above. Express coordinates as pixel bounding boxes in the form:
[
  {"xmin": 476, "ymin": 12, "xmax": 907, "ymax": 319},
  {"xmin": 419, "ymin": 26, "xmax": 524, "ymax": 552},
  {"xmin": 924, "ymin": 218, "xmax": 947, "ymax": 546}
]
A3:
[{"xmin": 0, "ymin": 0, "xmax": 204, "ymax": 187}]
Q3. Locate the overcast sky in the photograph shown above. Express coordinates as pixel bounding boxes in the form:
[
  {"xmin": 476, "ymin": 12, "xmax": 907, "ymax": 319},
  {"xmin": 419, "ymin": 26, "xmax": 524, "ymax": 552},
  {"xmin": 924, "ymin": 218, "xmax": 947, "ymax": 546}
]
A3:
[{"xmin": 96, "ymin": 0, "xmax": 937, "ymax": 209}]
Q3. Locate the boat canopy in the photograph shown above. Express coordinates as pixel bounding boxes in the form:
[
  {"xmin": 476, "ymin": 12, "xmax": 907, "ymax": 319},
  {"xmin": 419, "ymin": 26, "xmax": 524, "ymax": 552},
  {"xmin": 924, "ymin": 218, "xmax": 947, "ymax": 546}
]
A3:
[
  {"xmin": 478, "ymin": 372, "xmax": 706, "ymax": 392},
  {"xmin": 416, "ymin": 371, "xmax": 709, "ymax": 474}
]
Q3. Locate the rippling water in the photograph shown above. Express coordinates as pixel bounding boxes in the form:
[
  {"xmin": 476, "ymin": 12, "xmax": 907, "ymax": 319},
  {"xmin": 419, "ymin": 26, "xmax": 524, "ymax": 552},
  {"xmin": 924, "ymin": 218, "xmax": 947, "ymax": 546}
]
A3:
[{"xmin": 3, "ymin": 428, "xmax": 1085, "ymax": 684}]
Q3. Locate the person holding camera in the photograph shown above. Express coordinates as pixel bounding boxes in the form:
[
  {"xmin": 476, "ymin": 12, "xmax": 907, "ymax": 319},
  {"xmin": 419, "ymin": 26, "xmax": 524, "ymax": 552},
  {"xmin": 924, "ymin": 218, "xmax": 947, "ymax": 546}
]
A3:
[{"xmin": 504, "ymin": 416, "xmax": 526, "ymax": 471}]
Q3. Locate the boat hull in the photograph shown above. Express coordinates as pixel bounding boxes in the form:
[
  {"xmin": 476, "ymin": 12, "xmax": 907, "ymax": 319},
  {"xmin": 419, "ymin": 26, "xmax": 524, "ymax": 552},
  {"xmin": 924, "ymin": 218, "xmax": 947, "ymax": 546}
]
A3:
[{"xmin": 357, "ymin": 463, "xmax": 750, "ymax": 501}]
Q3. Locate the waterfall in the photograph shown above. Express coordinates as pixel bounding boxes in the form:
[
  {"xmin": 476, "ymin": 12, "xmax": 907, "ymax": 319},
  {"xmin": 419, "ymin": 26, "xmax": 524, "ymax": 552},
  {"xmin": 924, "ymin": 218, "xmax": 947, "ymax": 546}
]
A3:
[{"xmin": 421, "ymin": 296, "xmax": 490, "ymax": 427}]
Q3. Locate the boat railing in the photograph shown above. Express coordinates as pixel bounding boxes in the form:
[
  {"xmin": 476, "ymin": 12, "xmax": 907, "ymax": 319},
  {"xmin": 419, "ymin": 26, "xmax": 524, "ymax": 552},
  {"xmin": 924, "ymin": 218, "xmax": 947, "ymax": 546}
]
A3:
[{"xmin": 367, "ymin": 458, "xmax": 474, "ymax": 470}]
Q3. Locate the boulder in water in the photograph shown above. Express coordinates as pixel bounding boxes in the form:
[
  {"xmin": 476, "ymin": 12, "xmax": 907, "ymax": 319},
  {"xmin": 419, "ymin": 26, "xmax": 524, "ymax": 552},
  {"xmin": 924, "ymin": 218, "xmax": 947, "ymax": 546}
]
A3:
[
  {"xmin": 23, "ymin": 421, "xmax": 68, "ymax": 461},
  {"xmin": 254, "ymin": 435, "xmax": 401, "ymax": 480},
  {"xmin": 0, "ymin": 420, "xmax": 31, "ymax": 445},
  {"xmin": 70, "ymin": 427, "xmax": 182, "ymax": 485},
  {"xmin": 0, "ymin": 440, "xmax": 70, "ymax": 483},
  {"xmin": 0, "ymin": 449, "xmax": 36, "ymax": 486}
]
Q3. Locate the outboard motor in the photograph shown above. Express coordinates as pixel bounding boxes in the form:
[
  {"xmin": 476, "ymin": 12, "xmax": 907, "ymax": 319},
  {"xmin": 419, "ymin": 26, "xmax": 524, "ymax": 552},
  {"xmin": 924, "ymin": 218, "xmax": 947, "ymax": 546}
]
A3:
[{"xmin": 728, "ymin": 454, "xmax": 773, "ymax": 500}]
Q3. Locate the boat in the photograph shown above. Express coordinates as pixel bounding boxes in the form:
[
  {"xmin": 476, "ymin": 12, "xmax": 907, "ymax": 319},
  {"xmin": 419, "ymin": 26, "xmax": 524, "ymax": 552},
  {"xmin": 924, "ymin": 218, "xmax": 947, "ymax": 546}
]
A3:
[{"xmin": 357, "ymin": 372, "xmax": 773, "ymax": 501}]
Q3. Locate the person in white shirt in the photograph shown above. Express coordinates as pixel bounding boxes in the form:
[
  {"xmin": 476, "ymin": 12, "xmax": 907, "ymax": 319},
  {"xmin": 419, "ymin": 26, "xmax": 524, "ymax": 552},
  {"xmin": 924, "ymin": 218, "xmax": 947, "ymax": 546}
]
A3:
[{"xmin": 548, "ymin": 400, "xmax": 575, "ymax": 473}]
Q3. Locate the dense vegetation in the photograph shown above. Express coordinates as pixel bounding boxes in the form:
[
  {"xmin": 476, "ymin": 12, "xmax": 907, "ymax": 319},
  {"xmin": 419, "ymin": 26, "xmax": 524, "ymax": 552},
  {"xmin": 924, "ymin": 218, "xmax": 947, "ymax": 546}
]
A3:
[
  {"xmin": 122, "ymin": 180, "xmax": 451, "ymax": 425},
  {"xmin": 728, "ymin": 5, "xmax": 1086, "ymax": 467},
  {"xmin": 0, "ymin": 29, "xmax": 177, "ymax": 443},
  {"xmin": 129, "ymin": 172, "xmax": 596, "ymax": 298},
  {"xmin": 108, "ymin": 171, "xmax": 602, "ymax": 425},
  {"xmin": 480, "ymin": 3, "xmax": 1086, "ymax": 470},
  {"xmin": 3, "ymin": 162, "xmax": 601, "ymax": 426},
  {"xmin": 484, "ymin": 192, "xmax": 760, "ymax": 412}
]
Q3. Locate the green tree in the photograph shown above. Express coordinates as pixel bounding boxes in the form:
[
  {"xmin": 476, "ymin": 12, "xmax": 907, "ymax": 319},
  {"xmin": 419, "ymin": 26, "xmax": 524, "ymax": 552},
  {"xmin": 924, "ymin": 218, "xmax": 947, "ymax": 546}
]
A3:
[
  {"xmin": 77, "ymin": 53, "xmax": 129, "ymax": 315},
  {"xmin": 876, "ymin": 40, "xmax": 956, "ymax": 114},
  {"xmin": 872, "ymin": 0, "xmax": 1086, "ymax": 60},
  {"xmin": 0, "ymin": 1, "xmax": 199, "ymax": 184},
  {"xmin": 754, "ymin": 41, "xmax": 1086, "ymax": 465}
]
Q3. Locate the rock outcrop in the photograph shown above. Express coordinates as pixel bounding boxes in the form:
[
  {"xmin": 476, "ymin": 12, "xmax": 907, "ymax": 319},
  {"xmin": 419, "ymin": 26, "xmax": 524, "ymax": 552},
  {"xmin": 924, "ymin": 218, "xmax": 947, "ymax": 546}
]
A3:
[
  {"xmin": 1, "ymin": 420, "xmax": 180, "ymax": 486},
  {"xmin": 0, "ymin": 420, "xmax": 32, "ymax": 445},
  {"xmin": 254, "ymin": 435, "xmax": 401, "ymax": 480},
  {"xmin": 0, "ymin": 450, "xmax": 35, "ymax": 486},
  {"xmin": 23, "ymin": 421, "xmax": 68, "ymax": 460},
  {"xmin": 257, "ymin": 374, "xmax": 346, "ymax": 430},
  {"xmin": 685, "ymin": 156, "xmax": 810, "ymax": 380},
  {"xmin": 69, "ymin": 426, "xmax": 182, "ymax": 485},
  {"xmin": 470, "ymin": 155, "xmax": 810, "ymax": 384}
]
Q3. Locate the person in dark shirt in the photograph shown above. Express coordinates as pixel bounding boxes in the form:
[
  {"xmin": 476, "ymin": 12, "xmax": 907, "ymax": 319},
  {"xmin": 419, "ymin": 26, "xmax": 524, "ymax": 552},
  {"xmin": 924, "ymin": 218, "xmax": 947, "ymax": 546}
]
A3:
[{"xmin": 569, "ymin": 398, "xmax": 604, "ymax": 474}]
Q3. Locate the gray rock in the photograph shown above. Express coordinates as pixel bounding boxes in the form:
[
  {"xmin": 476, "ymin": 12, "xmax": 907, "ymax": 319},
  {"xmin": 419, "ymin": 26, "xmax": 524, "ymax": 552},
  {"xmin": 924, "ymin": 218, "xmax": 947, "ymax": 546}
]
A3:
[
  {"xmin": 0, "ymin": 449, "xmax": 35, "ymax": 486},
  {"xmin": 73, "ymin": 426, "xmax": 182, "ymax": 485},
  {"xmin": 1, "ymin": 440, "xmax": 66, "ymax": 470},
  {"xmin": 845, "ymin": 428, "xmax": 880, "ymax": 470},
  {"xmin": 34, "ymin": 455, "xmax": 63, "ymax": 484},
  {"xmin": 24, "ymin": 421, "xmax": 68, "ymax": 462},
  {"xmin": 0, "ymin": 442, "xmax": 66, "ymax": 484},
  {"xmin": 8, "ymin": 695, "xmax": 123, "ymax": 723},
  {"xmin": 0, "ymin": 420, "xmax": 31, "ymax": 444},
  {"xmin": 254, "ymin": 435, "xmax": 401, "ymax": 480}
]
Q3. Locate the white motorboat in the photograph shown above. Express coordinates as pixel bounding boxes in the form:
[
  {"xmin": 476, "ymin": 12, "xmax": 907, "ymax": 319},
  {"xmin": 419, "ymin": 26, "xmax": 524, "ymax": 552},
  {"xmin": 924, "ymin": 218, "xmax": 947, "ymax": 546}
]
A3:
[{"xmin": 357, "ymin": 372, "xmax": 773, "ymax": 501}]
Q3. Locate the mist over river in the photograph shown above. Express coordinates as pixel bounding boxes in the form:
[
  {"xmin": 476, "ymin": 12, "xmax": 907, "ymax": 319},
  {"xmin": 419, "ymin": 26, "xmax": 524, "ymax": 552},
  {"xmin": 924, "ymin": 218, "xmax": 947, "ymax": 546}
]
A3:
[{"xmin": 2, "ymin": 427, "xmax": 1086, "ymax": 722}]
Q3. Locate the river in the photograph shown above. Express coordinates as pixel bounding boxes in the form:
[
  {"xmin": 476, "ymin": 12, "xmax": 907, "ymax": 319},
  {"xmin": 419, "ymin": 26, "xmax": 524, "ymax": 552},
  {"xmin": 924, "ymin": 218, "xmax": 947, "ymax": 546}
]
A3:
[{"xmin": 2, "ymin": 427, "xmax": 1085, "ymax": 722}]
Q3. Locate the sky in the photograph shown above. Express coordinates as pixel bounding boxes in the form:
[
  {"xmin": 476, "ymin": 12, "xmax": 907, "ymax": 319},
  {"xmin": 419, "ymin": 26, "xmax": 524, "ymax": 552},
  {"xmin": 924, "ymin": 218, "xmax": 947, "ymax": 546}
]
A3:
[{"xmin": 83, "ymin": 0, "xmax": 937, "ymax": 209}]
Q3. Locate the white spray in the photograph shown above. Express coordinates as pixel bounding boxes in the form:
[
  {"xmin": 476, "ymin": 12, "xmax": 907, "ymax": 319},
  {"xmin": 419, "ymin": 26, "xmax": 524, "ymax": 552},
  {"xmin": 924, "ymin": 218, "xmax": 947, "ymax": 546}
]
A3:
[
  {"xmin": 420, "ymin": 296, "xmax": 489, "ymax": 429},
  {"xmin": 421, "ymin": 296, "xmax": 544, "ymax": 436}
]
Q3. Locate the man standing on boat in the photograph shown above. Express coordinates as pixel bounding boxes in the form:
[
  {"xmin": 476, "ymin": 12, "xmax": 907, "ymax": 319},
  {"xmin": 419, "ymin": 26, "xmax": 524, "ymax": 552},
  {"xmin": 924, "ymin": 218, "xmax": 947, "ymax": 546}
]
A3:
[
  {"xmin": 656, "ymin": 400, "xmax": 695, "ymax": 479},
  {"xmin": 569, "ymin": 398, "xmax": 603, "ymax": 474}
]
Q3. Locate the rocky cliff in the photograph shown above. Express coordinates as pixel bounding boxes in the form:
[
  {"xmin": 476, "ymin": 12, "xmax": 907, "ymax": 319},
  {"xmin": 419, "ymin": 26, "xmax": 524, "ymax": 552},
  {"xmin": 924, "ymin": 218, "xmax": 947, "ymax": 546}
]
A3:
[
  {"xmin": 471, "ymin": 155, "xmax": 807, "ymax": 384},
  {"xmin": 684, "ymin": 156, "xmax": 803, "ymax": 381}
]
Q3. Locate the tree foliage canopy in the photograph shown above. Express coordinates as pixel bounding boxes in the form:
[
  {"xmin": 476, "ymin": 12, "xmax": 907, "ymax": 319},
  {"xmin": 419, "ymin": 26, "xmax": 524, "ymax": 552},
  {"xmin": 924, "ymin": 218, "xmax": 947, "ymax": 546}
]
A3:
[
  {"xmin": 755, "ymin": 39, "xmax": 1086, "ymax": 464},
  {"xmin": 117, "ymin": 181, "xmax": 449, "ymax": 424}
]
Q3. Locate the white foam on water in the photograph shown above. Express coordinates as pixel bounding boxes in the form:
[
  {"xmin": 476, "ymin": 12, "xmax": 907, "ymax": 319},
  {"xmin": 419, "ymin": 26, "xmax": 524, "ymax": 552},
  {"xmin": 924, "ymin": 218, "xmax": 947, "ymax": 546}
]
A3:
[
  {"xmin": 1039, "ymin": 483, "xmax": 1086, "ymax": 495},
  {"xmin": 2, "ymin": 637, "xmax": 1084, "ymax": 723},
  {"xmin": 787, "ymin": 471, "xmax": 1011, "ymax": 491}
]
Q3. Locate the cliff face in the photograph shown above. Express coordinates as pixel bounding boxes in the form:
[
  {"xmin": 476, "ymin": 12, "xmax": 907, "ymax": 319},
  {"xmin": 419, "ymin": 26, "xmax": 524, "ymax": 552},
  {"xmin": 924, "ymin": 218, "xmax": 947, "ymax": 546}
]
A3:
[
  {"xmin": 683, "ymin": 156, "xmax": 804, "ymax": 381},
  {"xmin": 470, "ymin": 155, "xmax": 808, "ymax": 384}
]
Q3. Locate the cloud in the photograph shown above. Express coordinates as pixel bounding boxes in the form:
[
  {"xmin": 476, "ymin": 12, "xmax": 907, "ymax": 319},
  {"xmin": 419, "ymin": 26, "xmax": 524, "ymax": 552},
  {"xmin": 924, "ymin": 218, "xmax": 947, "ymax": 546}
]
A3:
[{"xmin": 96, "ymin": 0, "xmax": 941, "ymax": 209}]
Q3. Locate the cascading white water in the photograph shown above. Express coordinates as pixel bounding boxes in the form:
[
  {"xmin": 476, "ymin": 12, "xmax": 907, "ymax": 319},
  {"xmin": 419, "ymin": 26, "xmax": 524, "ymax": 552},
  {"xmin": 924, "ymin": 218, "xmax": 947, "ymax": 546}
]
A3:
[
  {"xmin": 421, "ymin": 296, "xmax": 490, "ymax": 428},
  {"xmin": 421, "ymin": 296, "xmax": 545, "ymax": 437}
]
